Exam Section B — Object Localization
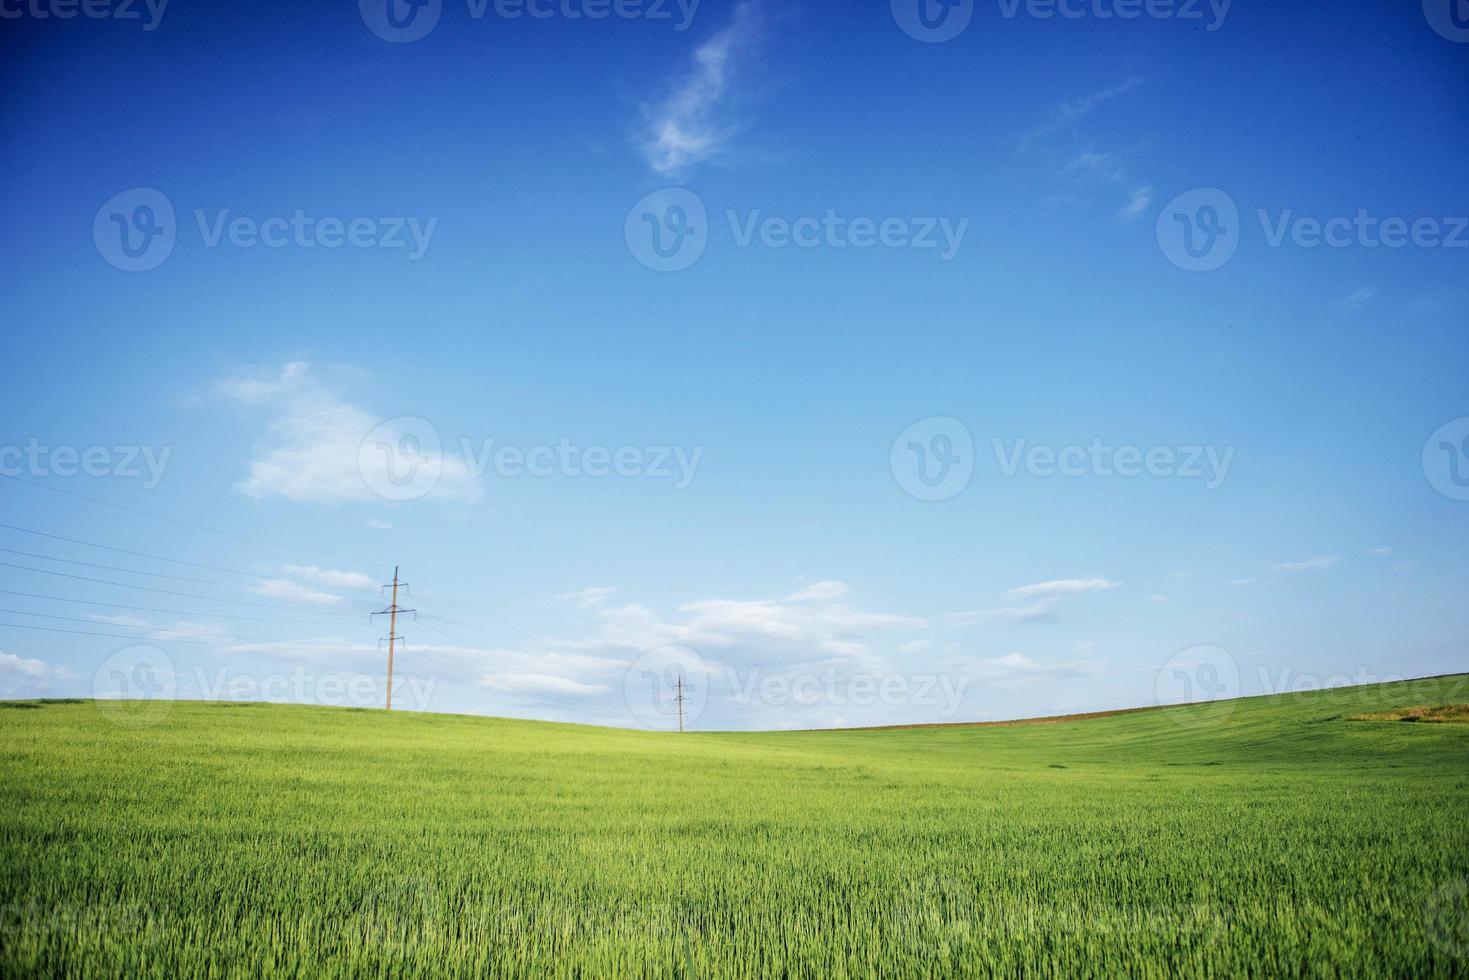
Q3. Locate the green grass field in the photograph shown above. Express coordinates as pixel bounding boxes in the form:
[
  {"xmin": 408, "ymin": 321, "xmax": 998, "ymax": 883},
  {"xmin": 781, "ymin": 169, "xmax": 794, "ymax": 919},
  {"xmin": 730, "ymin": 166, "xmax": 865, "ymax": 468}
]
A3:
[{"xmin": 3, "ymin": 676, "xmax": 1468, "ymax": 977}]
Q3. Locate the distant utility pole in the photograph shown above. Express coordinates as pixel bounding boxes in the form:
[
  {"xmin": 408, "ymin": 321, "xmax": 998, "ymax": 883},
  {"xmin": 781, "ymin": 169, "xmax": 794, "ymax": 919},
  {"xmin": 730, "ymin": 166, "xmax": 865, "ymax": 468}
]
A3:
[
  {"xmin": 674, "ymin": 673, "xmax": 686, "ymax": 733},
  {"xmin": 370, "ymin": 566, "xmax": 415, "ymax": 711}
]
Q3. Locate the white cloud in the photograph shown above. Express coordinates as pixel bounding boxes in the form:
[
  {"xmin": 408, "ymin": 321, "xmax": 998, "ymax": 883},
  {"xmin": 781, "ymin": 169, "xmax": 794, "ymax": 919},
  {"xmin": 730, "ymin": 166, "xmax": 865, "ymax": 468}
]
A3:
[
  {"xmin": 1231, "ymin": 578, "xmax": 1256, "ymax": 586},
  {"xmin": 1006, "ymin": 578, "xmax": 1120, "ymax": 600},
  {"xmin": 786, "ymin": 580, "xmax": 848, "ymax": 602},
  {"xmin": 1063, "ymin": 149, "xmax": 1127, "ymax": 184},
  {"xmin": 87, "ymin": 613, "xmax": 231, "ymax": 644},
  {"xmin": 0, "ymin": 651, "xmax": 76, "ymax": 697},
  {"xmin": 1020, "ymin": 77, "xmax": 1143, "ymax": 151},
  {"xmin": 946, "ymin": 604, "xmax": 1057, "ymax": 627},
  {"xmin": 366, "ymin": 519, "xmax": 392, "ymax": 530},
  {"xmin": 479, "ymin": 674, "xmax": 609, "ymax": 697},
  {"xmin": 251, "ymin": 579, "xmax": 351, "ymax": 606},
  {"xmin": 1274, "ymin": 556, "xmax": 1341, "ymax": 573},
  {"xmin": 552, "ymin": 587, "xmax": 925, "ymax": 669},
  {"xmin": 943, "ymin": 652, "xmax": 1101, "ymax": 689},
  {"xmin": 897, "ymin": 638, "xmax": 932, "ymax": 656},
  {"xmin": 1337, "ymin": 287, "xmax": 1375, "ymax": 312},
  {"xmin": 222, "ymin": 361, "xmax": 479, "ymax": 506},
  {"xmin": 559, "ymin": 586, "xmax": 617, "ymax": 608},
  {"xmin": 639, "ymin": 1, "xmax": 767, "ymax": 175},
  {"xmin": 1117, "ymin": 184, "xmax": 1153, "ymax": 221},
  {"xmin": 282, "ymin": 565, "xmax": 377, "ymax": 591},
  {"xmin": 1368, "ymin": 547, "xmax": 1392, "ymax": 557}
]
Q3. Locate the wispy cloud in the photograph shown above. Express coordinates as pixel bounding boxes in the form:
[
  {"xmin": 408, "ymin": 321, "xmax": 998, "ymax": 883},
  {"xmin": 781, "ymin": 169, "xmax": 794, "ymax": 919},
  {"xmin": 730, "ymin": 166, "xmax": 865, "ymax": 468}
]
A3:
[
  {"xmin": 282, "ymin": 565, "xmax": 377, "ymax": 591},
  {"xmin": 639, "ymin": 1, "xmax": 768, "ymax": 176},
  {"xmin": 560, "ymin": 586, "xmax": 617, "ymax": 608},
  {"xmin": 1337, "ymin": 287, "xmax": 1375, "ymax": 312},
  {"xmin": 1117, "ymin": 184, "xmax": 1153, "ymax": 222},
  {"xmin": 221, "ymin": 361, "xmax": 479, "ymax": 506},
  {"xmin": 1006, "ymin": 578, "xmax": 1120, "ymax": 600},
  {"xmin": 946, "ymin": 604, "xmax": 1058, "ymax": 627},
  {"xmin": 786, "ymin": 580, "xmax": 848, "ymax": 602},
  {"xmin": 1274, "ymin": 556, "xmax": 1341, "ymax": 573},
  {"xmin": 1019, "ymin": 77, "xmax": 1143, "ymax": 152},
  {"xmin": 251, "ymin": 579, "xmax": 351, "ymax": 606},
  {"xmin": 942, "ymin": 652, "xmax": 1102, "ymax": 689}
]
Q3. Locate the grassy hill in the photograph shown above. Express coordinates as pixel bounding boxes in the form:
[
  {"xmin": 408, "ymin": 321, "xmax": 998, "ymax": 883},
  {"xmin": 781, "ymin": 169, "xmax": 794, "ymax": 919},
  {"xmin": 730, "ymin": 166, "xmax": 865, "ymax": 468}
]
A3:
[{"xmin": 3, "ymin": 675, "xmax": 1468, "ymax": 977}]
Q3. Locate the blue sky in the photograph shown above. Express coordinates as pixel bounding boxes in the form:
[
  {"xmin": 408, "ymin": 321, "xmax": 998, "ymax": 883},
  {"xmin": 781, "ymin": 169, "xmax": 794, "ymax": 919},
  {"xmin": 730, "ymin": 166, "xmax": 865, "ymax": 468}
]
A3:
[{"xmin": 1, "ymin": 0, "xmax": 1466, "ymax": 729}]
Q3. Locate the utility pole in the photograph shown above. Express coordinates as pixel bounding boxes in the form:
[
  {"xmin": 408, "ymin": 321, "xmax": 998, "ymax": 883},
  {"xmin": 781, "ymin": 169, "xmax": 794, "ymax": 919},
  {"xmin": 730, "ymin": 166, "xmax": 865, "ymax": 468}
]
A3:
[
  {"xmin": 674, "ymin": 673, "xmax": 686, "ymax": 733},
  {"xmin": 371, "ymin": 566, "xmax": 415, "ymax": 711}
]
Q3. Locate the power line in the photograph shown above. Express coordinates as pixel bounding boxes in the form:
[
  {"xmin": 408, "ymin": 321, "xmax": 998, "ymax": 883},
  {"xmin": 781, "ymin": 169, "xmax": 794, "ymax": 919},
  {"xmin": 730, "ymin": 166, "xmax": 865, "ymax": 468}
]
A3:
[
  {"xmin": 0, "ymin": 608, "xmax": 285, "ymax": 645},
  {"xmin": 0, "ymin": 474, "xmax": 386, "ymax": 567},
  {"xmin": 0, "ymin": 522, "xmax": 283, "ymax": 580},
  {"xmin": 0, "ymin": 546, "xmax": 260, "ymax": 588},
  {"xmin": 0, "ymin": 620, "xmax": 245, "ymax": 646},
  {"xmin": 0, "ymin": 560, "xmax": 367, "ymax": 615},
  {"xmin": 0, "ymin": 589, "xmax": 355, "ymax": 626}
]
